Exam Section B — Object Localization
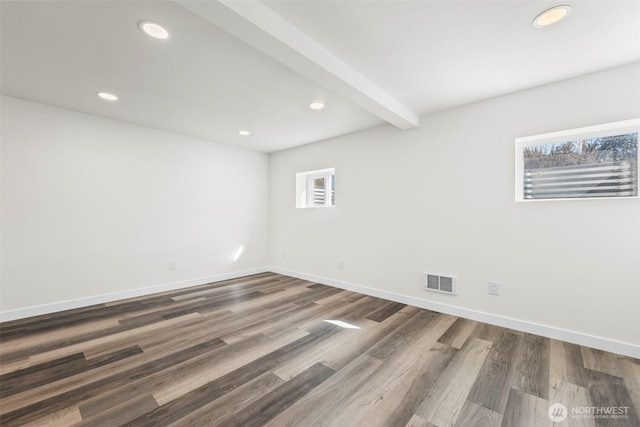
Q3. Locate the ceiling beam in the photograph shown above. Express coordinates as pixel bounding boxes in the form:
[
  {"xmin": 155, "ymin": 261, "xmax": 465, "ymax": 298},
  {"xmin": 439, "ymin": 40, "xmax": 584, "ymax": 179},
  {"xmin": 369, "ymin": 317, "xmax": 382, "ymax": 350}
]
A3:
[{"xmin": 176, "ymin": 0, "xmax": 419, "ymax": 129}]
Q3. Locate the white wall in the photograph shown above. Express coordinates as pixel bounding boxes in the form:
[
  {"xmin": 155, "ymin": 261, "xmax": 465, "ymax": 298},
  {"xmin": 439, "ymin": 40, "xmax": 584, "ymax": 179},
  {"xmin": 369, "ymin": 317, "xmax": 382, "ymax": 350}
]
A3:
[
  {"xmin": 2, "ymin": 64, "xmax": 638, "ymax": 352},
  {"xmin": 1, "ymin": 96, "xmax": 269, "ymax": 313},
  {"xmin": 269, "ymin": 62, "xmax": 640, "ymax": 349}
]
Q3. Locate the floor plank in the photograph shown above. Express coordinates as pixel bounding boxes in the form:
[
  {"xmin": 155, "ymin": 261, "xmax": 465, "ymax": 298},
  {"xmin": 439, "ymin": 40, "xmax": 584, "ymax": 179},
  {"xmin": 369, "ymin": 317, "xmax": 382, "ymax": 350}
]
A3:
[
  {"xmin": 549, "ymin": 380, "xmax": 596, "ymax": 427},
  {"xmin": 437, "ymin": 317, "xmax": 478, "ymax": 349},
  {"xmin": 467, "ymin": 328, "xmax": 524, "ymax": 414},
  {"xmin": 0, "ymin": 272, "xmax": 637, "ymax": 426},
  {"xmin": 215, "ymin": 362, "xmax": 335, "ymax": 427},
  {"xmin": 454, "ymin": 401, "xmax": 503, "ymax": 427},
  {"xmin": 0, "ymin": 337, "xmax": 226, "ymax": 425},
  {"xmin": 312, "ymin": 314, "xmax": 457, "ymax": 427},
  {"xmin": 415, "ymin": 337, "xmax": 492, "ymax": 426},
  {"xmin": 582, "ymin": 368, "xmax": 640, "ymax": 427},
  {"xmin": 501, "ymin": 388, "xmax": 551, "ymax": 427},
  {"xmin": 512, "ymin": 333, "xmax": 551, "ymax": 399},
  {"xmin": 78, "ymin": 393, "xmax": 159, "ymax": 427},
  {"xmin": 405, "ymin": 414, "xmax": 437, "ymax": 427},
  {"xmin": 264, "ymin": 354, "xmax": 385, "ymax": 427},
  {"xmin": 21, "ymin": 406, "xmax": 82, "ymax": 427},
  {"xmin": 170, "ymin": 372, "xmax": 285, "ymax": 426}
]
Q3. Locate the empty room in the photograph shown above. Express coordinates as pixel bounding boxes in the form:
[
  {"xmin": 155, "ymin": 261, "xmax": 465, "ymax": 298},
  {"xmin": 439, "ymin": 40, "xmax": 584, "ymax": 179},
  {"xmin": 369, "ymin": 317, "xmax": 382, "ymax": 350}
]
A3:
[{"xmin": 1, "ymin": 1, "xmax": 639, "ymax": 426}]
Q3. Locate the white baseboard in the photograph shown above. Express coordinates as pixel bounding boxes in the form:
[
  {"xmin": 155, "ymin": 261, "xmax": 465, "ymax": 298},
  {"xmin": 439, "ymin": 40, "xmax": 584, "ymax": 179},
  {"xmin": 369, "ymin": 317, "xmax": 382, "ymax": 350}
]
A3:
[
  {"xmin": 0, "ymin": 266, "xmax": 269, "ymax": 323},
  {"xmin": 269, "ymin": 267, "xmax": 640, "ymax": 359},
  {"xmin": 2, "ymin": 265, "xmax": 637, "ymax": 358}
]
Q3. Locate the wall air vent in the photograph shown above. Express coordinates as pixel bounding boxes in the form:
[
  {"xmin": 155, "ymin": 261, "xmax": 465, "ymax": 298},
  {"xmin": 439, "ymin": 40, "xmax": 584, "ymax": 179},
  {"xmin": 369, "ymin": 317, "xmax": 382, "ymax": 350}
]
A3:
[{"xmin": 423, "ymin": 273, "xmax": 457, "ymax": 295}]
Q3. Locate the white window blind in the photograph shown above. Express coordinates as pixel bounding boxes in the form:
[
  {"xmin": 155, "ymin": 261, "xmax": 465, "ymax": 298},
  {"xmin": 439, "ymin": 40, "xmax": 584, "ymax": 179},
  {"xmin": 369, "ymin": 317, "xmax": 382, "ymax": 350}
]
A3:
[
  {"xmin": 312, "ymin": 177, "xmax": 327, "ymax": 206},
  {"xmin": 524, "ymin": 160, "xmax": 637, "ymax": 200}
]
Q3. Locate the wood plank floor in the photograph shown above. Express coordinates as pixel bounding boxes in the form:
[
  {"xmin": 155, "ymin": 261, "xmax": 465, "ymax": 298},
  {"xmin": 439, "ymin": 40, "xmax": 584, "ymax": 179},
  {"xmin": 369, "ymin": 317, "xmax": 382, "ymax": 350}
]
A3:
[{"xmin": 1, "ymin": 272, "xmax": 638, "ymax": 426}]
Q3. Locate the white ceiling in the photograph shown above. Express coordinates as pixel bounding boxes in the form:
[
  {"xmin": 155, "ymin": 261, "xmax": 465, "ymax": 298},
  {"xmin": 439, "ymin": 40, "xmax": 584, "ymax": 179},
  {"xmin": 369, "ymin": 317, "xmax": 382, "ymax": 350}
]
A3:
[{"xmin": 2, "ymin": 1, "xmax": 639, "ymax": 153}]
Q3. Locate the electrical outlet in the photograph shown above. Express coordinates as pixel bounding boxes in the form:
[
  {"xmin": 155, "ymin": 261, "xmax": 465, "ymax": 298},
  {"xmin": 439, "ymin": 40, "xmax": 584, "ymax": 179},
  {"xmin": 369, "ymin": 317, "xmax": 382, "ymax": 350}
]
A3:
[
  {"xmin": 489, "ymin": 281, "xmax": 499, "ymax": 295},
  {"xmin": 169, "ymin": 259, "xmax": 177, "ymax": 270},
  {"xmin": 281, "ymin": 251, "xmax": 286, "ymax": 259},
  {"xmin": 338, "ymin": 260, "xmax": 344, "ymax": 270}
]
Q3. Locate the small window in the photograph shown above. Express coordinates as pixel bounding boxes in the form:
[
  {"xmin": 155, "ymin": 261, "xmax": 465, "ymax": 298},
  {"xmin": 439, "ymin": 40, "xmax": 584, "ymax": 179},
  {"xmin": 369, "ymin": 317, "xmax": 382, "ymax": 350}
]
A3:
[
  {"xmin": 296, "ymin": 168, "xmax": 335, "ymax": 208},
  {"xmin": 515, "ymin": 119, "xmax": 639, "ymax": 201}
]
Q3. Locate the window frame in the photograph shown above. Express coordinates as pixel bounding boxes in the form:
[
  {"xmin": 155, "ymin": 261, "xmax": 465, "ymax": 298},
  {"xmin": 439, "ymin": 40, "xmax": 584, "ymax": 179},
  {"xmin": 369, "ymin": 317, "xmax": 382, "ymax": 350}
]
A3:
[
  {"xmin": 296, "ymin": 167, "xmax": 336, "ymax": 209},
  {"xmin": 515, "ymin": 119, "xmax": 639, "ymax": 202}
]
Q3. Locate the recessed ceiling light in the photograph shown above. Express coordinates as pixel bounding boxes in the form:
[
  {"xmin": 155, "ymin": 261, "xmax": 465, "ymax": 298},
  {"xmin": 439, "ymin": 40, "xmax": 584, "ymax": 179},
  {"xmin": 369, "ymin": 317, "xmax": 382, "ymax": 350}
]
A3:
[
  {"xmin": 533, "ymin": 5, "xmax": 572, "ymax": 28},
  {"xmin": 96, "ymin": 91, "xmax": 118, "ymax": 101},
  {"xmin": 309, "ymin": 102, "xmax": 325, "ymax": 110},
  {"xmin": 238, "ymin": 130, "xmax": 251, "ymax": 136},
  {"xmin": 139, "ymin": 21, "xmax": 169, "ymax": 39}
]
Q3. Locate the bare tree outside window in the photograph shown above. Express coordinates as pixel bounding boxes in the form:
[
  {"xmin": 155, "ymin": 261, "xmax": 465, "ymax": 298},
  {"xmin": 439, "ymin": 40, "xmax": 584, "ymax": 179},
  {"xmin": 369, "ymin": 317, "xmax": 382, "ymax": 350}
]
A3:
[{"xmin": 523, "ymin": 133, "xmax": 637, "ymax": 168}]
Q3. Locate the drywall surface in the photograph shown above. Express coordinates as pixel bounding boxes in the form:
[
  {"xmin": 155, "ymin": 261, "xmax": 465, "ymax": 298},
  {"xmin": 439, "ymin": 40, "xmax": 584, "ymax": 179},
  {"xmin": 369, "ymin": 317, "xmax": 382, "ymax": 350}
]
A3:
[
  {"xmin": 1, "ymin": 96, "xmax": 269, "ymax": 312},
  {"xmin": 269, "ymin": 62, "xmax": 640, "ymax": 347}
]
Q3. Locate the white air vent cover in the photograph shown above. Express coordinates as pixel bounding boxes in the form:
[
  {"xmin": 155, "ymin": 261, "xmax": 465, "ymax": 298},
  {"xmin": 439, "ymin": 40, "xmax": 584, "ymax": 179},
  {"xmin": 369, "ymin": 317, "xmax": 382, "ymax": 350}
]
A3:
[{"xmin": 423, "ymin": 273, "xmax": 457, "ymax": 295}]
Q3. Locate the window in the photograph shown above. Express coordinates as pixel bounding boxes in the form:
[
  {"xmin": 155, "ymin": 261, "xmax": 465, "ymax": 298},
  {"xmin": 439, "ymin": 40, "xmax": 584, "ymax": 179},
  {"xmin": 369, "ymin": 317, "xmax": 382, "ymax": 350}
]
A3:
[
  {"xmin": 515, "ymin": 119, "xmax": 639, "ymax": 201},
  {"xmin": 296, "ymin": 168, "xmax": 335, "ymax": 208}
]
